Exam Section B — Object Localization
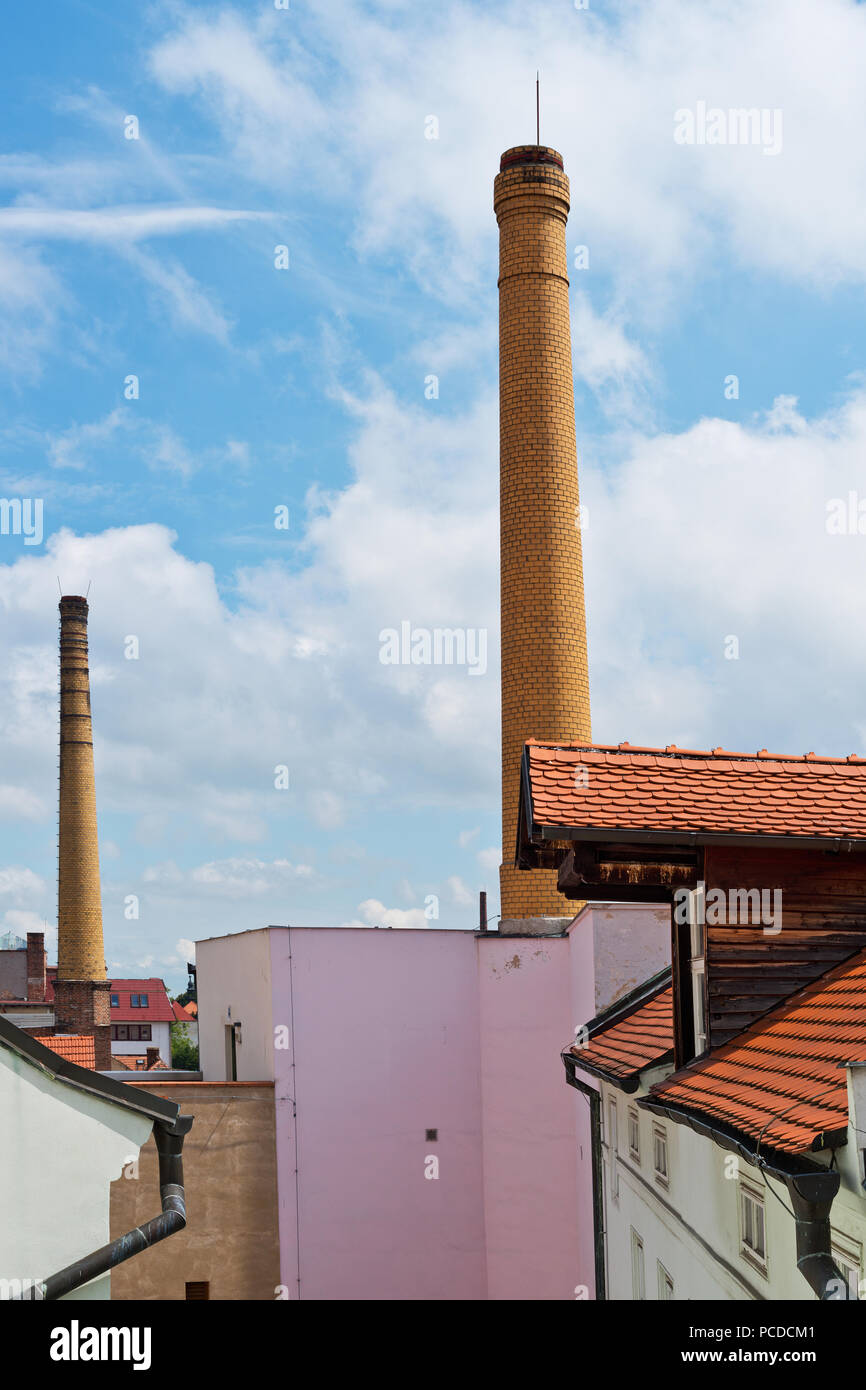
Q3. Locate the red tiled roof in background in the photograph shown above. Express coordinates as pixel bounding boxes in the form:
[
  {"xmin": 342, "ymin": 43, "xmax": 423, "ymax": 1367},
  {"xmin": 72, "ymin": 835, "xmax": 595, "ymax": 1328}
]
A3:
[
  {"xmin": 571, "ymin": 984, "xmax": 674, "ymax": 1086},
  {"xmin": 113, "ymin": 1053, "xmax": 169, "ymax": 1072},
  {"xmin": 171, "ymin": 1001, "xmax": 195, "ymax": 1024},
  {"xmin": 40, "ymin": 1034, "xmax": 96, "ymax": 1068},
  {"xmin": 524, "ymin": 741, "xmax": 866, "ymax": 841},
  {"xmin": 44, "ymin": 970, "xmax": 175, "ymax": 1022},
  {"xmin": 649, "ymin": 949, "xmax": 866, "ymax": 1155},
  {"xmin": 108, "ymin": 979, "xmax": 175, "ymax": 1023}
]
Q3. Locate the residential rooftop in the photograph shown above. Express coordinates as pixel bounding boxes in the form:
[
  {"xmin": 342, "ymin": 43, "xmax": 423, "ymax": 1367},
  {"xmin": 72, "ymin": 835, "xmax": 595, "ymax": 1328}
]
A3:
[{"xmin": 521, "ymin": 739, "xmax": 866, "ymax": 847}]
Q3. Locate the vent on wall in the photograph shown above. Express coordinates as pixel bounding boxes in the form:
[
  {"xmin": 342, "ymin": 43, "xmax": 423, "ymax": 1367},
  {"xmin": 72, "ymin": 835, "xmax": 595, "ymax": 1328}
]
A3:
[
  {"xmin": 425, "ymin": 1129, "xmax": 438, "ymax": 1142},
  {"xmin": 185, "ymin": 1281, "xmax": 210, "ymax": 1301}
]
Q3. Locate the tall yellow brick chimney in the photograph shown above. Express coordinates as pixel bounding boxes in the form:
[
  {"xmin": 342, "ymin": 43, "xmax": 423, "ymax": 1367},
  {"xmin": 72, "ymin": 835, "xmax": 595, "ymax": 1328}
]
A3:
[
  {"xmin": 495, "ymin": 146, "xmax": 591, "ymax": 923},
  {"xmin": 54, "ymin": 595, "xmax": 111, "ymax": 1067}
]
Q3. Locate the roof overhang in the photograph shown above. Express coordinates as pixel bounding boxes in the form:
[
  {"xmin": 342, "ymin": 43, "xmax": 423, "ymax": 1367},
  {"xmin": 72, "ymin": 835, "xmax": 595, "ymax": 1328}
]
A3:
[
  {"xmin": 563, "ymin": 965, "xmax": 673, "ymax": 1091},
  {"xmin": 0, "ymin": 1014, "xmax": 182, "ymax": 1129},
  {"xmin": 517, "ymin": 744, "xmax": 866, "ymax": 900},
  {"xmin": 640, "ymin": 1093, "xmax": 847, "ymax": 1174},
  {"xmin": 563, "ymin": 1047, "xmax": 674, "ymax": 1094}
]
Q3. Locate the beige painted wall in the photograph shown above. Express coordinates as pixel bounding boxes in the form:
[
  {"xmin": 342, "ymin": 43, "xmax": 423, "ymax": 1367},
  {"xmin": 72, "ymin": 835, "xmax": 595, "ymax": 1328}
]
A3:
[
  {"xmin": 197, "ymin": 928, "xmax": 274, "ymax": 1082},
  {"xmin": 110, "ymin": 1082, "xmax": 280, "ymax": 1301}
]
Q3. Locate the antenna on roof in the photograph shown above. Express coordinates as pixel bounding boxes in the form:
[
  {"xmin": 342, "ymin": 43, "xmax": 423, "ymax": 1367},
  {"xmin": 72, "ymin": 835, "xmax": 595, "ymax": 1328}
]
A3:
[
  {"xmin": 536, "ymin": 71, "xmax": 540, "ymax": 146},
  {"xmin": 56, "ymin": 576, "xmax": 63, "ymax": 596},
  {"xmin": 85, "ymin": 581, "xmax": 92, "ymax": 600}
]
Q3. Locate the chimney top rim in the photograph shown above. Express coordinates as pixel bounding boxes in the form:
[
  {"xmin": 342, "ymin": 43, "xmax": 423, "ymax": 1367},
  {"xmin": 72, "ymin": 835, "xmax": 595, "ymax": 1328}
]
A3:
[{"xmin": 499, "ymin": 145, "xmax": 564, "ymax": 172}]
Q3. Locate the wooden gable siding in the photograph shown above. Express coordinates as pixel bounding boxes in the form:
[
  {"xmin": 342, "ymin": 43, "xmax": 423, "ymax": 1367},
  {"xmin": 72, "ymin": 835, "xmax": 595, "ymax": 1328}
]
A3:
[{"xmin": 704, "ymin": 846, "xmax": 866, "ymax": 1045}]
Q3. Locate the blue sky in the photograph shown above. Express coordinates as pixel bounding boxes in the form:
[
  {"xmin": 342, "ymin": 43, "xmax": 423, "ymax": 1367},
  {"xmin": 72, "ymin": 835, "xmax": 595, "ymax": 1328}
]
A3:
[{"xmin": 2, "ymin": 0, "xmax": 866, "ymax": 988}]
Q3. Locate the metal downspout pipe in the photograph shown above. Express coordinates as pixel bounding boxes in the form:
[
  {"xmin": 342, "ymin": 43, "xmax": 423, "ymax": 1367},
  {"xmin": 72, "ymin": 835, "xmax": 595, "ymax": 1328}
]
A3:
[
  {"xmin": 35, "ymin": 1114, "xmax": 193, "ymax": 1301},
  {"xmin": 784, "ymin": 1170, "xmax": 855, "ymax": 1301}
]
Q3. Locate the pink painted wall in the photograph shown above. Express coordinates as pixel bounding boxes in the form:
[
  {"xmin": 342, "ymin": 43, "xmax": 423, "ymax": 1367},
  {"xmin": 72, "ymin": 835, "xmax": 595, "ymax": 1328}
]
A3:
[
  {"xmin": 477, "ymin": 933, "xmax": 583, "ymax": 1299},
  {"xmin": 271, "ymin": 927, "xmax": 488, "ymax": 1301},
  {"xmin": 198, "ymin": 909, "xmax": 670, "ymax": 1300}
]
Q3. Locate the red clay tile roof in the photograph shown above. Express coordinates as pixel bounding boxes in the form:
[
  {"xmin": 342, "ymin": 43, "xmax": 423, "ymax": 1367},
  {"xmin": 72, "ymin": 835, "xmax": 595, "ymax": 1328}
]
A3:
[
  {"xmin": 171, "ymin": 1001, "xmax": 195, "ymax": 1024},
  {"xmin": 524, "ymin": 740, "xmax": 866, "ymax": 842},
  {"xmin": 649, "ymin": 950, "xmax": 866, "ymax": 1155},
  {"xmin": 44, "ymin": 972, "xmax": 175, "ymax": 1021},
  {"xmin": 40, "ymin": 1034, "xmax": 96, "ymax": 1068},
  {"xmin": 113, "ymin": 1053, "xmax": 169, "ymax": 1071},
  {"xmin": 108, "ymin": 979, "xmax": 175, "ymax": 1023},
  {"xmin": 571, "ymin": 984, "xmax": 674, "ymax": 1086}
]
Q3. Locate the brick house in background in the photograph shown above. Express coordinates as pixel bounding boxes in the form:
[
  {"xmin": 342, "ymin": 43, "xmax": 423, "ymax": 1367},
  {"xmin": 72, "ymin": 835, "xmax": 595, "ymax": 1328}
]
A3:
[
  {"xmin": 0, "ymin": 946, "xmax": 178, "ymax": 1070},
  {"xmin": 0, "ymin": 930, "xmax": 47, "ymax": 1003}
]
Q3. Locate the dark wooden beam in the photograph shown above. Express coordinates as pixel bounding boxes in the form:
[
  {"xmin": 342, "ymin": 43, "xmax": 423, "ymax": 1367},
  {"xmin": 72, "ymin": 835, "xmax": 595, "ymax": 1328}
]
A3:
[{"xmin": 556, "ymin": 845, "xmax": 695, "ymax": 902}]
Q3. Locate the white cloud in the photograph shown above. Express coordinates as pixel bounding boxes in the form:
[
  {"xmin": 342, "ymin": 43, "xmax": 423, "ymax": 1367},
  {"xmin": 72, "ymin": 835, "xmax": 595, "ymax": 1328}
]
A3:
[
  {"xmin": 458, "ymin": 827, "xmax": 479, "ymax": 848},
  {"xmin": 346, "ymin": 898, "xmax": 430, "ymax": 930},
  {"xmin": 45, "ymin": 409, "xmax": 228, "ymax": 476},
  {"xmin": 146, "ymin": 0, "xmax": 866, "ymax": 310},
  {"xmin": 477, "ymin": 846, "xmax": 500, "ymax": 873},
  {"xmin": 582, "ymin": 388, "xmax": 866, "ymax": 752},
  {"xmin": 1, "ymin": 909, "xmax": 56, "ymax": 957},
  {"xmin": 309, "ymin": 790, "xmax": 346, "ymax": 830},
  {"xmin": 145, "ymin": 857, "xmax": 314, "ymax": 898},
  {"xmin": 570, "ymin": 293, "xmax": 654, "ymax": 425},
  {"xmin": 447, "ymin": 875, "xmax": 473, "ymax": 906},
  {"xmin": 123, "ymin": 246, "xmax": 233, "ymax": 345},
  {"xmin": 0, "ymin": 244, "xmax": 63, "ymax": 379},
  {"xmin": 48, "ymin": 408, "xmax": 129, "ymax": 471},
  {"xmin": 0, "ymin": 785, "xmax": 45, "ymax": 821},
  {"xmin": 0, "ymin": 867, "xmax": 46, "ymax": 901},
  {"xmin": 0, "ymin": 204, "xmax": 262, "ymax": 241}
]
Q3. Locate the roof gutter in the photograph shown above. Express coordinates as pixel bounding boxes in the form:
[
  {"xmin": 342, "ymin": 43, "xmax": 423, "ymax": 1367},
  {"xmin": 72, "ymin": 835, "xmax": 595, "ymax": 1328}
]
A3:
[
  {"xmin": 28, "ymin": 1112, "xmax": 193, "ymax": 1301},
  {"xmin": 643, "ymin": 1099, "xmax": 854, "ymax": 1300},
  {"xmin": 537, "ymin": 824, "xmax": 866, "ymax": 853}
]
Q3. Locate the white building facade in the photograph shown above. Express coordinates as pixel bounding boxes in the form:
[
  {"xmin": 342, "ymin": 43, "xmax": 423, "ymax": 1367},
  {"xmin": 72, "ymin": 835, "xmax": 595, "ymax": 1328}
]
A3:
[{"xmin": 600, "ymin": 1070, "xmax": 866, "ymax": 1301}]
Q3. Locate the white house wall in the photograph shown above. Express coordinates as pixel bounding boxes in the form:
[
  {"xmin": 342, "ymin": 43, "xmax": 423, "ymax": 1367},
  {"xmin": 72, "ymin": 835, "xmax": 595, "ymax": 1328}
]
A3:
[
  {"xmin": 0, "ymin": 1045, "xmax": 153, "ymax": 1300},
  {"xmin": 601, "ymin": 1076, "xmax": 866, "ymax": 1301},
  {"xmin": 110, "ymin": 1021, "xmax": 171, "ymax": 1062}
]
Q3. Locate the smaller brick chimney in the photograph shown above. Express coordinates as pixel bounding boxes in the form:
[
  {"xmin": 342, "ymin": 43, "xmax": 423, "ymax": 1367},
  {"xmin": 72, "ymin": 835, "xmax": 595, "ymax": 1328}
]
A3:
[
  {"xmin": 146, "ymin": 1046, "xmax": 160, "ymax": 1070},
  {"xmin": 54, "ymin": 595, "xmax": 112, "ymax": 1070},
  {"xmin": 25, "ymin": 932, "xmax": 45, "ymax": 1002}
]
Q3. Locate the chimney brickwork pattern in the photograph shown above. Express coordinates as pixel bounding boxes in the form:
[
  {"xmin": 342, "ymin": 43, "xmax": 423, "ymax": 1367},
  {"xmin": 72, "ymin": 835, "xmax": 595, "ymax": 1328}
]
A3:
[
  {"xmin": 25, "ymin": 931, "xmax": 46, "ymax": 1002},
  {"xmin": 55, "ymin": 595, "xmax": 112, "ymax": 1069},
  {"xmin": 57, "ymin": 596, "xmax": 106, "ymax": 981},
  {"xmin": 495, "ymin": 147, "xmax": 591, "ymax": 918}
]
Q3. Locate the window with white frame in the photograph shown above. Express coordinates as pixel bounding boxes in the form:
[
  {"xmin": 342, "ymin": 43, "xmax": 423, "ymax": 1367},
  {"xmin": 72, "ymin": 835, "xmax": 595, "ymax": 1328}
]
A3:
[
  {"xmin": 628, "ymin": 1106, "xmax": 640, "ymax": 1162},
  {"xmin": 631, "ymin": 1228, "xmax": 645, "ymax": 1300},
  {"xmin": 687, "ymin": 889, "xmax": 707, "ymax": 1056},
  {"xmin": 657, "ymin": 1261, "xmax": 674, "ymax": 1300},
  {"xmin": 831, "ymin": 1236, "xmax": 862, "ymax": 1300},
  {"xmin": 607, "ymin": 1095, "xmax": 619, "ymax": 1200},
  {"xmin": 653, "ymin": 1124, "xmax": 669, "ymax": 1186},
  {"xmin": 739, "ymin": 1183, "xmax": 767, "ymax": 1272}
]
